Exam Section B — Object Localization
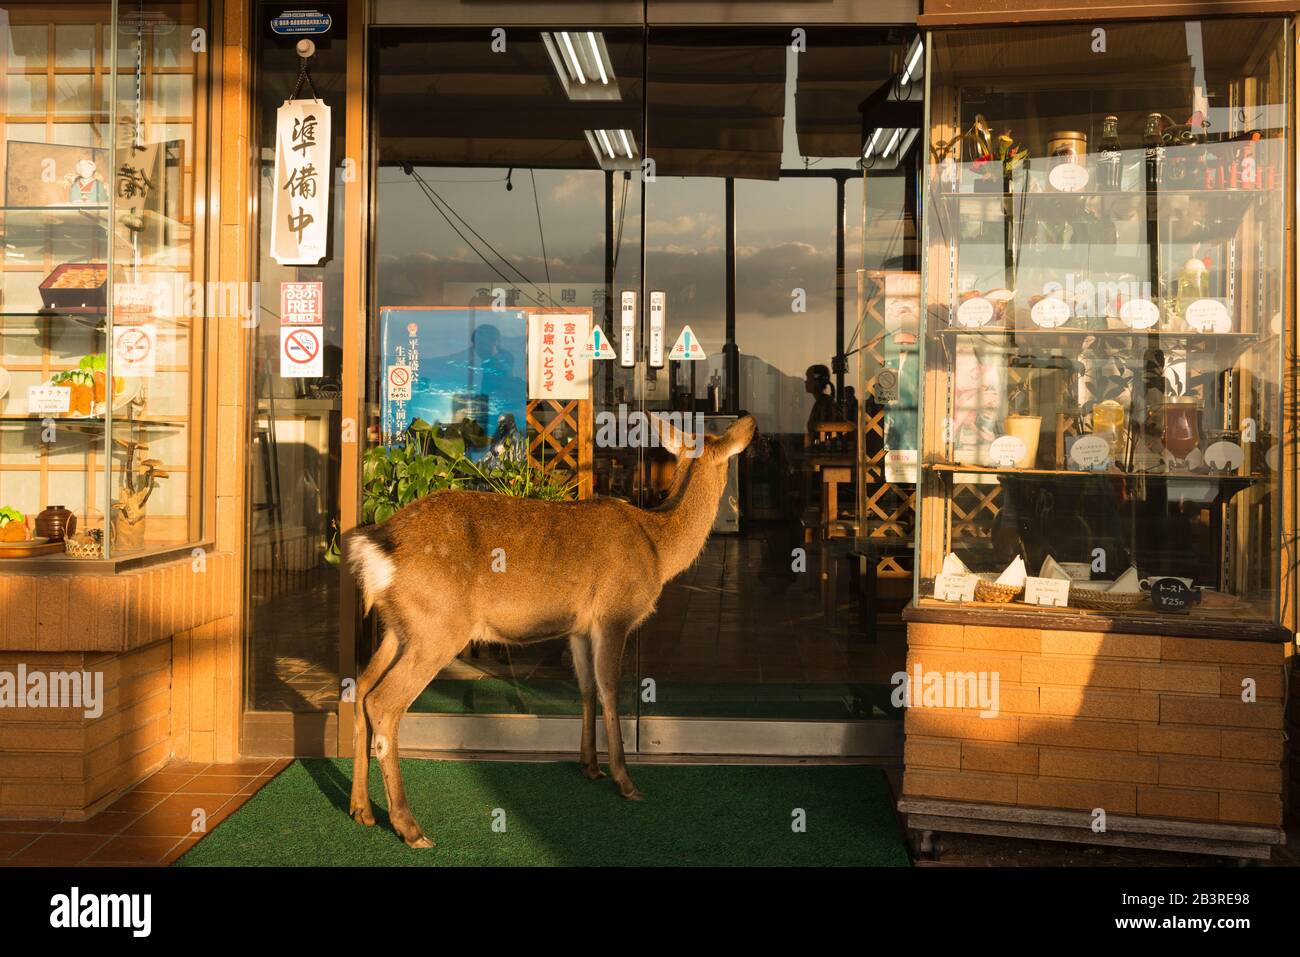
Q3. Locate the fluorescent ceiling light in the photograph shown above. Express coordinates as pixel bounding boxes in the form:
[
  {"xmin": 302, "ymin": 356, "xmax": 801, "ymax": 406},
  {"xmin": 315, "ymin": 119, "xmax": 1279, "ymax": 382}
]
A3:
[
  {"xmin": 543, "ymin": 31, "xmax": 620, "ymax": 101},
  {"xmin": 882, "ymin": 129, "xmax": 903, "ymax": 158},
  {"xmin": 901, "ymin": 36, "xmax": 924, "ymax": 86},
  {"xmin": 585, "ymin": 129, "xmax": 639, "ymax": 170},
  {"xmin": 863, "ymin": 127, "xmax": 884, "ymax": 160}
]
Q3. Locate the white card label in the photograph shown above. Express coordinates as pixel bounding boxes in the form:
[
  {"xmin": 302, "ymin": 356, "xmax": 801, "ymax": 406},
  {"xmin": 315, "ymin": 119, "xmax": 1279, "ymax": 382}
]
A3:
[
  {"xmin": 955, "ymin": 297, "xmax": 995, "ymax": 328},
  {"xmin": 619, "ymin": 290, "xmax": 636, "ymax": 368},
  {"xmin": 1048, "ymin": 163, "xmax": 1089, "ymax": 192},
  {"xmin": 1069, "ymin": 434, "xmax": 1111, "ymax": 470},
  {"xmin": 1024, "ymin": 576, "xmax": 1070, "ymax": 607},
  {"xmin": 1119, "ymin": 299, "xmax": 1160, "ymax": 329},
  {"xmin": 1030, "ymin": 297, "xmax": 1071, "ymax": 328},
  {"xmin": 988, "ymin": 434, "xmax": 1027, "ymax": 468},
  {"xmin": 1203, "ymin": 440, "xmax": 1244, "ymax": 472},
  {"xmin": 27, "ymin": 385, "xmax": 70, "ymax": 415},
  {"xmin": 1184, "ymin": 299, "xmax": 1231, "ymax": 334},
  {"xmin": 648, "ymin": 291, "xmax": 666, "ymax": 368},
  {"xmin": 934, "ymin": 573, "xmax": 977, "ymax": 602},
  {"xmin": 386, "ymin": 364, "xmax": 412, "ymax": 401},
  {"xmin": 112, "ymin": 323, "xmax": 156, "ymax": 377}
]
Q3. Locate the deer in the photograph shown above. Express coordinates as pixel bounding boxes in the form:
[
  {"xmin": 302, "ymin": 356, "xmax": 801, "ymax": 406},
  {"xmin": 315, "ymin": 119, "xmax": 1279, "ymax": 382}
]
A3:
[{"xmin": 344, "ymin": 414, "xmax": 756, "ymax": 847}]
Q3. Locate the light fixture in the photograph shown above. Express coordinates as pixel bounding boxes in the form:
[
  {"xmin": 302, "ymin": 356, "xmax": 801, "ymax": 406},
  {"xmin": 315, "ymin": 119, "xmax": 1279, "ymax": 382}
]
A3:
[
  {"xmin": 543, "ymin": 31, "xmax": 620, "ymax": 101},
  {"xmin": 585, "ymin": 129, "xmax": 640, "ymax": 170},
  {"xmin": 882, "ymin": 129, "xmax": 904, "ymax": 158},
  {"xmin": 863, "ymin": 128, "xmax": 884, "ymax": 160},
  {"xmin": 900, "ymin": 35, "xmax": 924, "ymax": 86}
]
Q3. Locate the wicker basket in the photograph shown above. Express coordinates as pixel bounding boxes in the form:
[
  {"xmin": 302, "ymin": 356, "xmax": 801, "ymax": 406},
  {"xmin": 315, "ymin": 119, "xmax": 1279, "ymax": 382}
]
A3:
[
  {"xmin": 1067, "ymin": 586, "xmax": 1147, "ymax": 611},
  {"xmin": 64, "ymin": 536, "xmax": 103, "ymax": 559},
  {"xmin": 974, "ymin": 577, "xmax": 1024, "ymax": 603}
]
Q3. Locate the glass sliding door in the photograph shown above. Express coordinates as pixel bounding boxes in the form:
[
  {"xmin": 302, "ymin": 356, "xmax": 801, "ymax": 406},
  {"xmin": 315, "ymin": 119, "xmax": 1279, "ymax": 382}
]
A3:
[
  {"xmin": 636, "ymin": 27, "xmax": 914, "ymax": 745},
  {"xmin": 368, "ymin": 26, "xmax": 645, "ymax": 746}
]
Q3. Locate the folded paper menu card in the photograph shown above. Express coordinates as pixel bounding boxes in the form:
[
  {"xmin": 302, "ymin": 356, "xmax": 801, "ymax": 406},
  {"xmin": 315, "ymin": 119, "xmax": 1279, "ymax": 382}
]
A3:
[
  {"xmin": 940, "ymin": 552, "xmax": 970, "ymax": 577},
  {"xmin": 995, "ymin": 556, "xmax": 1027, "ymax": 587},
  {"xmin": 1107, "ymin": 566, "xmax": 1141, "ymax": 593},
  {"xmin": 1038, "ymin": 555, "xmax": 1072, "ymax": 580}
]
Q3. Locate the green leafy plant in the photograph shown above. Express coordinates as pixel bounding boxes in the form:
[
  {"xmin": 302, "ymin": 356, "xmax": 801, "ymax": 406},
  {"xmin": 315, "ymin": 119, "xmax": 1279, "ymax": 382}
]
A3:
[{"xmin": 360, "ymin": 418, "xmax": 575, "ymax": 525}]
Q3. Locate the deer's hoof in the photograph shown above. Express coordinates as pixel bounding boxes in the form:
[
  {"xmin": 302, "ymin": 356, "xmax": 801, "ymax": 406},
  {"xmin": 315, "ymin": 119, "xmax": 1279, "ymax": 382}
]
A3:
[
  {"xmin": 350, "ymin": 806, "xmax": 376, "ymax": 826},
  {"xmin": 619, "ymin": 785, "xmax": 645, "ymax": 801},
  {"xmin": 404, "ymin": 832, "xmax": 435, "ymax": 849},
  {"xmin": 580, "ymin": 763, "xmax": 607, "ymax": 781}
]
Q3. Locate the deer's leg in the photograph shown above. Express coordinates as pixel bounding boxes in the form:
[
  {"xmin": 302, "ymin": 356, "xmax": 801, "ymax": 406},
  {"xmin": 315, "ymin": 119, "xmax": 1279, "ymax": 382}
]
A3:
[
  {"xmin": 349, "ymin": 625, "xmax": 402, "ymax": 825},
  {"xmin": 568, "ymin": 633, "xmax": 604, "ymax": 781},
  {"xmin": 366, "ymin": 632, "xmax": 463, "ymax": 848},
  {"xmin": 593, "ymin": 621, "xmax": 641, "ymax": 800}
]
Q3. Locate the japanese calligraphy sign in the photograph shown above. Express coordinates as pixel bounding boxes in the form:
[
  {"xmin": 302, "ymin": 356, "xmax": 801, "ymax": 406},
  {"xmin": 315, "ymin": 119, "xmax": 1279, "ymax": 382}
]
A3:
[
  {"xmin": 527, "ymin": 312, "xmax": 591, "ymax": 401},
  {"xmin": 271, "ymin": 99, "xmax": 331, "ymax": 265}
]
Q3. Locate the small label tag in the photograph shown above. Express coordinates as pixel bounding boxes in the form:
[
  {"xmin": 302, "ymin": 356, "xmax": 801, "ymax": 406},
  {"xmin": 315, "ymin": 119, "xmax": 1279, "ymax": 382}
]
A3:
[
  {"xmin": 1184, "ymin": 299, "xmax": 1231, "ymax": 334},
  {"xmin": 988, "ymin": 434, "xmax": 1027, "ymax": 469},
  {"xmin": 955, "ymin": 297, "xmax": 995, "ymax": 328},
  {"xmin": 1069, "ymin": 434, "xmax": 1111, "ymax": 470},
  {"xmin": 28, "ymin": 385, "xmax": 71, "ymax": 415},
  {"xmin": 1048, "ymin": 163, "xmax": 1089, "ymax": 192},
  {"xmin": 1119, "ymin": 299, "xmax": 1160, "ymax": 329},
  {"xmin": 1030, "ymin": 297, "xmax": 1071, "ymax": 328},
  {"xmin": 1024, "ymin": 576, "xmax": 1070, "ymax": 607},
  {"xmin": 934, "ymin": 573, "xmax": 977, "ymax": 602}
]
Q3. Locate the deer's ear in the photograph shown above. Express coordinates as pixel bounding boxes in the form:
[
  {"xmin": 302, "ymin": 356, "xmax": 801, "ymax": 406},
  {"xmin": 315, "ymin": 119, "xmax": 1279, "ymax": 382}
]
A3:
[
  {"xmin": 714, "ymin": 415, "xmax": 757, "ymax": 460},
  {"xmin": 650, "ymin": 413, "xmax": 688, "ymax": 458}
]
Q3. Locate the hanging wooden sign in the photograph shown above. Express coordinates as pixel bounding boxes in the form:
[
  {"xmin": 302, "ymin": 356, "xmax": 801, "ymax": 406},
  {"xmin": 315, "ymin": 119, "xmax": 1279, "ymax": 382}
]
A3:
[{"xmin": 271, "ymin": 99, "xmax": 331, "ymax": 265}]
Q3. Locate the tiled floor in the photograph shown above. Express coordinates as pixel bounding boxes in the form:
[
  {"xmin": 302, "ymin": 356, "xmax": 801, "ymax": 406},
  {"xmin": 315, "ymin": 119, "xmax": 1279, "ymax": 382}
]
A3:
[{"xmin": 0, "ymin": 758, "xmax": 290, "ymax": 867}]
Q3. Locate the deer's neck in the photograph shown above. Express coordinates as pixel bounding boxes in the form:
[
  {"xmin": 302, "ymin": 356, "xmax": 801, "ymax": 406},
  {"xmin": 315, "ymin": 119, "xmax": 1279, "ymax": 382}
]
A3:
[{"xmin": 644, "ymin": 463, "xmax": 722, "ymax": 585}]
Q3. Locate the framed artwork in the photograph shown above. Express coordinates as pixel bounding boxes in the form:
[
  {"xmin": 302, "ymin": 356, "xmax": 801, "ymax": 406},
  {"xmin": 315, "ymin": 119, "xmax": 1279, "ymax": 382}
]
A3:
[{"xmin": 5, "ymin": 141, "xmax": 110, "ymax": 207}]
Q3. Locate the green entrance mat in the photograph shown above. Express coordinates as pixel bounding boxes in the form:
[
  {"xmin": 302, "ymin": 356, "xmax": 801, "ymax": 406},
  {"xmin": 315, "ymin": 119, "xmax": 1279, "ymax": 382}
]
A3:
[{"xmin": 175, "ymin": 758, "xmax": 909, "ymax": 867}]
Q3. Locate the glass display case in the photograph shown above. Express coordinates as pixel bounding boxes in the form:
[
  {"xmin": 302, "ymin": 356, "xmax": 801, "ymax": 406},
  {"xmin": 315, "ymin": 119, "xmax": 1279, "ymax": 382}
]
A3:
[
  {"xmin": 0, "ymin": 2, "xmax": 208, "ymax": 564},
  {"xmin": 916, "ymin": 18, "xmax": 1288, "ymax": 623}
]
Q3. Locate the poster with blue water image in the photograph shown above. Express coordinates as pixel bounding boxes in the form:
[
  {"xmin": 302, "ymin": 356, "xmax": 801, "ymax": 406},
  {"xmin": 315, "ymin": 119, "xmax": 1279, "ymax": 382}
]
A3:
[{"xmin": 379, "ymin": 307, "xmax": 528, "ymax": 459}]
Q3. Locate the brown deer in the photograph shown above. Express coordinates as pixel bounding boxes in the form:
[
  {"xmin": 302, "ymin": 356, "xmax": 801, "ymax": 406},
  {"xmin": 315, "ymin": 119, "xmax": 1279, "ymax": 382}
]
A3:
[{"xmin": 345, "ymin": 414, "xmax": 755, "ymax": 847}]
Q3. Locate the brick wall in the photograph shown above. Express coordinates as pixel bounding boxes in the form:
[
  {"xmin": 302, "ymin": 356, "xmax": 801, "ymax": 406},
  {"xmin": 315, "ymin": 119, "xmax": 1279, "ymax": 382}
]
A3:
[
  {"xmin": 0, "ymin": 553, "xmax": 236, "ymax": 820},
  {"xmin": 902, "ymin": 623, "xmax": 1291, "ymax": 827}
]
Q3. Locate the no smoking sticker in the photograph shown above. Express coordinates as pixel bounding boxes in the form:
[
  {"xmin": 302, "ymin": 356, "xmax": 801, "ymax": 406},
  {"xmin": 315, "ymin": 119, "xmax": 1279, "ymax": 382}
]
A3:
[
  {"xmin": 281, "ymin": 326, "xmax": 323, "ymax": 377},
  {"xmin": 387, "ymin": 364, "xmax": 412, "ymax": 401},
  {"xmin": 113, "ymin": 323, "xmax": 156, "ymax": 377}
]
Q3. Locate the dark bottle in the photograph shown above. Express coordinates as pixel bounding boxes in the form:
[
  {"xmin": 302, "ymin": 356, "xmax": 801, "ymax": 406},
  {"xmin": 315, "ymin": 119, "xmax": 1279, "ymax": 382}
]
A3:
[
  {"xmin": 1097, "ymin": 115, "xmax": 1123, "ymax": 191},
  {"xmin": 1143, "ymin": 113, "xmax": 1165, "ymax": 190}
]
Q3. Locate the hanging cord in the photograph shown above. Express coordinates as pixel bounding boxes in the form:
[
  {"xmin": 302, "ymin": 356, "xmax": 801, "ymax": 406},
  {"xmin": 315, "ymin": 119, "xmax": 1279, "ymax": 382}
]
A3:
[{"xmin": 289, "ymin": 54, "xmax": 319, "ymax": 101}]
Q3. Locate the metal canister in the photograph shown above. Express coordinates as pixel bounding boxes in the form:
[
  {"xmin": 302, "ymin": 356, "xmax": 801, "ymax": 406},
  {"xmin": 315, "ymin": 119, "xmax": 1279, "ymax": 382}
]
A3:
[{"xmin": 1048, "ymin": 130, "xmax": 1088, "ymax": 164}]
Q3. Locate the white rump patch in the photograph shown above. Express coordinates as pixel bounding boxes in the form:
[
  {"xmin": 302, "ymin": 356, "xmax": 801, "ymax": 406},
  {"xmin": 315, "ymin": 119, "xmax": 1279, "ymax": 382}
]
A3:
[{"xmin": 352, "ymin": 537, "xmax": 395, "ymax": 604}]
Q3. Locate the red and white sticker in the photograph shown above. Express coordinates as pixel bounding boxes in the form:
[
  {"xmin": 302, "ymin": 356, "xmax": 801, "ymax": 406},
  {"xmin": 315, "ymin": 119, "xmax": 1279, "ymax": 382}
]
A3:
[
  {"xmin": 113, "ymin": 323, "xmax": 156, "ymax": 377},
  {"xmin": 281, "ymin": 281, "xmax": 323, "ymax": 325},
  {"xmin": 387, "ymin": 364, "xmax": 412, "ymax": 401},
  {"xmin": 281, "ymin": 326, "xmax": 323, "ymax": 377}
]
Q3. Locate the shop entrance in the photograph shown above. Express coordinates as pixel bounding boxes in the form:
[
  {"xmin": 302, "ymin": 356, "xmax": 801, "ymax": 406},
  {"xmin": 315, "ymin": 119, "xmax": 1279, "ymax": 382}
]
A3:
[{"xmin": 365, "ymin": 21, "xmax": 918, "ymax": 756}]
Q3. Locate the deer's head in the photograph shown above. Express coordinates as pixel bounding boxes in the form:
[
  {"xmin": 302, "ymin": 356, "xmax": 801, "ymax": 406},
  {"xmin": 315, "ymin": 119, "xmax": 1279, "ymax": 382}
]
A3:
[{"xmin": 656, "ymin": 413, "xmax": 756, "ymax": 503}]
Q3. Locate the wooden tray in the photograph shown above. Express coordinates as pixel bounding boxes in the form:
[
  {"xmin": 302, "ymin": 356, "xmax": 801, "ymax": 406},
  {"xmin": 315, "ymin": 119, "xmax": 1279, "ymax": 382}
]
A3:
[{"xmin": 0, "ymin": 540, "xmax": 64, "ymax": 558}]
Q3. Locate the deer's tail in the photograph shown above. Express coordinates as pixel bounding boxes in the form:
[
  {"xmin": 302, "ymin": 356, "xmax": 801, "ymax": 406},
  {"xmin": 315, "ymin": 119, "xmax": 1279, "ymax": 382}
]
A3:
[{"xmin": 345, "ymin": 525, "xmax": 396, "ymax": 616}]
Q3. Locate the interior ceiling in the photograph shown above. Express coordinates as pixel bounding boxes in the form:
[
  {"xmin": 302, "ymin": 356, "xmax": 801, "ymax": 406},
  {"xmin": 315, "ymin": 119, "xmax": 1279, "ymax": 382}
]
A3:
[{"xmin": 374, "ymin": 30, "xmax": 901, "ymax": 179}]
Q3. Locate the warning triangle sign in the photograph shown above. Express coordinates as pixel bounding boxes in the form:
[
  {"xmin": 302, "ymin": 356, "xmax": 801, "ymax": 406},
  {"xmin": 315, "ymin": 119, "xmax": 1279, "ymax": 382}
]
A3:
[
  {"xmin": 580, "ymin": 324, "xmax": 617, "ymax": 360},
  {"xmin": 669, "ymin": 325, "xmax": 706, "ymax": 361}
]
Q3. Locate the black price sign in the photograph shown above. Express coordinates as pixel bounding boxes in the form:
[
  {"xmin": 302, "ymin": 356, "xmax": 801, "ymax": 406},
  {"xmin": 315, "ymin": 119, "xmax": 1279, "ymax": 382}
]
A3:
[{"xmin": 1149, "ymin": 578, "xmax": 1201, "ymax": 613}]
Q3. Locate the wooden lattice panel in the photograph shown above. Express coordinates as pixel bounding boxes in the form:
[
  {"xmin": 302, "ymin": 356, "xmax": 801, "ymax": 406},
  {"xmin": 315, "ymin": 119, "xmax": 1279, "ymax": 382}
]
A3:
[{"xmin": 526, "ymin": 398, "xmax": 593, "ymax": 499}]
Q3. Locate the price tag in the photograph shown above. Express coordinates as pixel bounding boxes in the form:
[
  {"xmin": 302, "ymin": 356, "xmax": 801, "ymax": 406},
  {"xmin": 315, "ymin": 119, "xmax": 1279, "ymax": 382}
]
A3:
[
  {"xmin": 1024, "ymin": 576, "xmax": 1070, "ymax": 607},
  {"xmin": 934, "ymin": 573, "xmax": 977, "ymax": 602},
  {"xmin": 1203, "ymin": 440, "xmax": 1244, "ymax": 472},
  {"xmin": 1030, "ymin": 297, "xmax": 1071, "ymax": 328},
  {"xmin": 27, "ymin": 385, "xmax": 70, "ymax": 415},
  {"xmin": 1184, "ymin": 299, "xmax": 1231, "ymax": 334},
  {"xmin": 1068, "ymin": 434, "xmax": 1111, "ymax": 470},
  {"xmin": 1150, "ymin": 577, "xmax": 1199, "ymax": 613},
  {"xmin": 1048, "ymin": 163, "xmax": 1089, "ymax": 192},
  {"xmin": 955, "ymin": 297, "xmax": 995, "ymax": 328},
  {"xmin": 988, "ymin": 434, "xmax": 1027, "ymax": 468},
  {"xmin": 1119, "ymin": 299, "xmax": 1160, "ymax": 329}
]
